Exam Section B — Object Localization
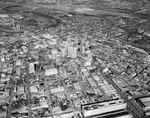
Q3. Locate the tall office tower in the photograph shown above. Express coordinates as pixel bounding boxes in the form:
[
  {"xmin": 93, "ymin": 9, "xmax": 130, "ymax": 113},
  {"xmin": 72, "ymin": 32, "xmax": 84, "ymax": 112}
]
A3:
[
  {"xmin": 72, "ymin": 45, "xmax": 77, "ymax": 58},
  {"xmin": 81, "ymin": 37, "xmax": 85, "ymax": 46},
  {"xmin": 56, "ymin": 52, "xmax": 61, "ymax": 64},
  {"xmin": 68, "ymin": 44, "xmax": 77, "ymax": 58},
  {"xmin": 16, "ymin": 24, "xmax": 20, "ymax": 31},
  {"xmin": 85, "ymin": 40, "xmax": 89, "ymax": 49},
  {"xmin": 68, "ymin": 44, "xmax": 73, "ymax": 58},
  {"xmin": 51, "ymin": 49, "xmax": 57, "ymax": 59},
  {"xmin": 67, "ymin": 33, "xmax": 72, "ymax": 44},
  {"xmin": 84, "ymin": 51, "xmax": 92, "ymax": 66},
  {"xmin": 74, "ymin": 36, "xmax": 78, "ymax": 45},
  {"xmin": 29, "ymin": 63, "xmax": 35, "ymax": 73},
  {"xmin": 61, "ymin": 47, "xmax": 67, "ymax": 58},
  {"xmin": 81, "ymin": 45, "xmax": 85, "ymax": 54},
  {"xmin": 82, "ymin": 33, "xmax": 87, "ymax": 46}
]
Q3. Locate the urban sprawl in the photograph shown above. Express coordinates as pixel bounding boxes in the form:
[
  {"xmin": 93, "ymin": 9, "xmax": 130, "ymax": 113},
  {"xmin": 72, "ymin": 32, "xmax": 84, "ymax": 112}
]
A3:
[{"xmin": 0, "ymin": 0, "xmax": 150, "ymax": 118}]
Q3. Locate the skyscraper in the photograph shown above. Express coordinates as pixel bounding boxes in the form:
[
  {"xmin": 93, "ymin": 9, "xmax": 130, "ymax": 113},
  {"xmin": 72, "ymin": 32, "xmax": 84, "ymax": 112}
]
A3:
[
  {"xmin": 16, "ymin": 24, "xmax": 20, "ymax": 31},
  {"xmin": 68, "ymin": 44, "xmax": 77, "ymax": 58},
  {"xmin": 51, "ymin": 49, "xmax": 57, "ymax": 59},
  {"xmin": 82, "ymin": 33, "xmax": 87, "ymax": 46},
  {"xmin": 81, "ymin": 45, "xmax": 85, "ymax": 54},
  {"xmin": 74, "ymin": 36, "xmax": 78, "ymax": 45},
  {"xmin": 85, "ymin": 40, "xmax": 89, "ymax": 49},
  {"xmin": 72, "ymin": 45, "xmax": 77, "ymax": 58},
  {"xmin": 56, "ymin": 52, "xmax": 61, "ymax": 64},
  {"xmin": 61, "ymin": 47, "xmax": 67, "ymax": 58}
]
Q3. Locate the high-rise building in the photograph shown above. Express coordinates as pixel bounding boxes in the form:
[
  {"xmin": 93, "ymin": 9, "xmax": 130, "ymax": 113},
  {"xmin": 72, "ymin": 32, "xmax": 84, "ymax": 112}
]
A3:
[
  {"xmin": 56, "ymin": 52, "xmax": 61, "ymax": 64},
  {"xmin": 16, "ymin": 24, "xmax": 20, "ymax": 31},
  {"xmin": 74, "ymin": 36, "xmax": 78, "ymax": 45},
  {"xmin": 68, "ymin": 44, "xmax": 73, "ymax": 58},
  {"xmin": 87, "ymin": 52, "xmax": 93, "ymax": 62},
  {"xmin": 72, "ymin": 45, "xmax": 77, "ymax": 58},
  {"xmin": 82, "ymin": 38, "xmax": 86, "ymax": 46},
  {"xmin": 82, "ymin": 33, "xmax": 87, "ymax": 45},
  {"xmin": 51, "ymin": 49, "xmax": 57, "ymax": 59},
  {"xmin": 61, "ymin": 47, "xmax": 67, "ymax": 58},
  {"xmin": 85, "ymin": 40, "xmax": 89, "ymax": 49},
  {"xmin": 68, "ymin": 44, "xmax": 77, "ymax": 58},
  {"xmin": 67, "ymin": 33, "xmax": 72, "ymax": 44},
  {"xmin": 29, "ymin": 63, "xmax": 35, "ymax": 73},
  {"xmin": 81, "ymin": 45, "xmax": 85, "ymax": 54}
]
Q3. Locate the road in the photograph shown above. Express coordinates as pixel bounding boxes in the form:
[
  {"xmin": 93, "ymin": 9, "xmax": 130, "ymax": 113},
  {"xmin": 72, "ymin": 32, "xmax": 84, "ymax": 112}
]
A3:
[
  {"xmin": 44, "ymin": 77, "xmax": 53, "ymax": 115},
  {"xmin": 75, "ymin": 55, "xmax": 146, "ymax": 118},
  {"xmin": 6, "ymin": 64, "xmax": 16, "ymax": 118},
  {"xmin": 98, "ymin": 67, "xmax": 146, "ymax": 118},
  {"xmin": 6, "ymin": 78, "xmax": 13, "ymax": 118},
  {"xmin": 26, "ymin": 72, "xmax": 32, "ymax": 118},
  {"xmin": 26, "ymin": 52, "xmax": 32, "ymax": 118}
]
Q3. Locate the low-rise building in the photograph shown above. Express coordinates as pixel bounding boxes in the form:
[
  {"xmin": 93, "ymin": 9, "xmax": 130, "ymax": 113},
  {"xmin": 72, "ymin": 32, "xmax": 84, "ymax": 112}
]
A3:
[
  {"xmin": 135, "ymin": 96, "xmax": 150, "ymax": 117},
  {"xmin": 45, "ymin": 68, "xmax": 58, "ymax": 76}
]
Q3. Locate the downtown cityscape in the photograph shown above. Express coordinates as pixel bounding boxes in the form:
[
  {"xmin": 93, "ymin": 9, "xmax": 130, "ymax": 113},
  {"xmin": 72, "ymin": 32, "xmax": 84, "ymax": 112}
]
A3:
[{"xmin": 0, "ymin": 0, "xmax": 150, "ymax": 118}]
